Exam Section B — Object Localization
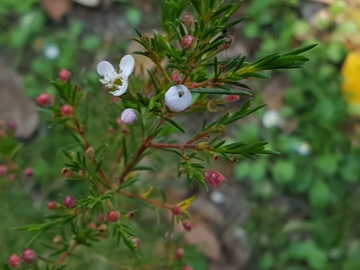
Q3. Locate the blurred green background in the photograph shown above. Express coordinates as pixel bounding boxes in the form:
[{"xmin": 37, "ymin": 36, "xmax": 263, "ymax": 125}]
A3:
[{"xmin": 1, "ymin": 0, "xmax": 360, "ymax": 269}]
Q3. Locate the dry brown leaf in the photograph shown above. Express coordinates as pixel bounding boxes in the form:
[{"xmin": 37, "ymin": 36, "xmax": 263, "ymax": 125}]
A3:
[{"xmin": 41, "ymin": 0, "xmax": 71, "ymax": 21}]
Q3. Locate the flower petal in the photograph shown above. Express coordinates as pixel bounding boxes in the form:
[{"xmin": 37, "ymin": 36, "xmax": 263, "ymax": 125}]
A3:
[
  {"xmin": 119, "ymin": 55, "xmax": 135, "ymax": 77},
  {"xmin": 178, "ymin": 84, "xmax": 192, "ymax": 104},
  {"xmin": 165, "ymin": 96, "xmax": 189, "ymax": 112},
  {"xmin": 97, "ymin": 61, "xmax": 115, "ymax": 76},
  {"xmin": 110, "ymin": 79, "xmax": 128, "ymax": 96}
]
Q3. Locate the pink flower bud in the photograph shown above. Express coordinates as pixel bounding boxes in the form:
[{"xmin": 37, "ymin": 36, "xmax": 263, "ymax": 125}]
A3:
[
  {"xmin": 181, "ymin": 35, "xmax": 197, "ymax": 50},
  {"xmin": 61, "ymin": 104, "xmax": 73, "ymax": 116},
  {"xmin": 63, "ymin": 196, "xmax": 77, "ymax": 208},
  {"xmin": 107, "ymin": 210, "xmax": 121, "ymax": 222},
  {"xmin": 172, "ymin": 205, "xmax": 182, "ymax": 215},
  {"xmin": 23, "ymin": 167, "xmax": 34, "ymax": 178},
  {"xmin": 88, "ymin": 222, "xmax": 97, "ymax": 230},
  {"xmin": 132, "ymin": 237, "xmax": 141, "ymax": 249},
  {"xmin": 223, "ymin": 95, "xmax": 240, "ymax": 103},
  {"xmin": 174, "ymin": 248, "xmax": 184, "ymax": 260},
  {"xmin": 171, "ymin": 73, "xmax": 182, "ymax": 84},
  {"xmin": 182, "ymin": 220, "xmax": 194, "ymax": 231},
  {"xmin": 85, "ymin": 147, "xmax": 95, "ymax": 159},
  {"xmin": 22, "ymin": 249, "xmax": 37, "ymax": 265},
  {"xmin": 8, "ymin": 254, "xmax": 21, "ymax": 268},
  {"xmin": 7, "ymin": 173, "xmax": 15, "ymax": 181},
  {"xmin": 204, "ymin": 170, "xmax": 227, "ymax": 188},
  {"xmin": 0, "ymin": 165, "xmax": 7, "ymax": 175},
  {"xmin": 97, "ymin": 213, "xmax": 106, "ymax": 223},
  {"xmin": 0, "ymin": 130, "xmax": 4, "ymax": 138},
  {"xmin": 121, "ymin": 108, "xmax": 137, "ymax": 125},
  {"xmin": 7, "ymin": 120, "xmax": 18, "ymax": 131},
  {"xmin": 182, "ymin": 266, "xmax": 194, "ymax": 270},
  {"xmin": 36, "ymin": 93, "xmax": 52, "ymax": 106},
  {"xmin": 59, "ymin": 68, "xmax": 71, "ymax": 82},
  {"xmin": 47, "ymin": 201, "xmax": 60, "ymax": 210}
]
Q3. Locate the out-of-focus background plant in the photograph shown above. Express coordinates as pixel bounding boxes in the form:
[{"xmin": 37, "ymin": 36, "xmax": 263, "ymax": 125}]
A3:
[{"xmin": 0, "ymin": 0, "xmax": 359, "ymax": 269}]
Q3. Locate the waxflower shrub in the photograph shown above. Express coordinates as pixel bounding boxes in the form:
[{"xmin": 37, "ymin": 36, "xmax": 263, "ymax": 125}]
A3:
[{"xmin": 0, "ymin": 0, "xmax": 315, "ymax": 268}]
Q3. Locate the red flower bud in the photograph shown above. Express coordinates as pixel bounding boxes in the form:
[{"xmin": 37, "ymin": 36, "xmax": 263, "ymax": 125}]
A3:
[
  {"xmin": 181, "ymin": 35, "xmax": 197, "ymax": 51},
  {"xmin": 47, "ymin": 201, "xmax": 60, "ymax": 210},
  {"xmin": 63, "ymin": 196, "xmax": 77, "ymax": 208},
  {"xmin": 22, "ymin": 249, "xmax": 37, "ymax": 265},
  {"xmin": 0, "ymin": 165, "xmax": 7, "ymax": 175},
  {"xmin": 182, "ymin": 266, "xmax": 194, "ymax": 270},
  {"xmin": 61, "ymin": 104, "xmax": 73, "ymax": 116},
  {"xmin": 59, "ymin": 68, "xmax": 71, "ymax": 82},
  {"xmin": 7, "ymin": 120, "xmax": 18, "ymax": 131},
  {"xmin": 36, "ymin": 93, "xmax": 52, "ymax": 106},
  {"xmin": 8, "ymin": 254, "xmax": 21, "ymax": 268},
  {"xmin": 88, "ymin": 222, "xmax": 97, "ymax": 230},
  {"xmin": 174, "ymin": 248, "xmax": 184, "ymax": 260},
  {"xmin": 223, "ymin": 95, "xmax": 240, "ymax": 103},
  {"xmin": 204, "ymin": 170, "xmax": 227, "ymax": 188},
  {"xmin": 172, "ymin": 205, "xmax": 182, "ymax": 215},
  {"xmin": 182, "ymin": 220, "xmax": 194, "ymax": 231},
  {"xmin": 23, "ymin": 167, "xmax": 34, "ymax": 178},
  {"xmin": 171, "ymin": 73, "xmax": 182, "ymax": 84},
  {"xmin": 107, "ymin": 210, "xmax": 121, "ymax": 222},
  {"xmin": 132, "ymin": 237, "xmax": 141, "ymax": 249}
]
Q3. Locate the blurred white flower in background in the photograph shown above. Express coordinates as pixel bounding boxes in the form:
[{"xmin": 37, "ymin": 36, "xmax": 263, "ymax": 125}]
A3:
[
  {"xmin": 262, "ymin": 110, "xmax": 283, "ymax": 128},
  {"xmin": 43, "ymin": 44, "xmax": 60, "ymax": 59},
  {"xmin": 295, "ymin": 141, "xmax": 311, "ymax": 156}
]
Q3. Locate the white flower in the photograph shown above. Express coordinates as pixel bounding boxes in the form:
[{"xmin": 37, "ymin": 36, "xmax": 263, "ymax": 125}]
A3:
[
  {"xmin": 43, "ymin": 44, "xmax": 60, "ymax": 59},
  {"xmin": 295, "ymin": 142, "xmax": 311, "ymax": 156},
  {"xmin": 165, "ymin": 85, "xmax": 192, "ymax": 112},
  {"xmin": 97, "ymin": 55, "xmax": 135, "ymax": 96},
  {"xmin": 262, "ymin": 110, "xmax": 282, "ymax": 128},
  {"xmin": 121, "ymin": 108, "xmax": 137, "ymax": 125}
]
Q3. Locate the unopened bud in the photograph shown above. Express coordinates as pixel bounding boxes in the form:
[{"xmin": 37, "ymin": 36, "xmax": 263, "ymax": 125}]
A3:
[
  {"xmin": 107, "ymin": 210, "xmax": 121, "ymax": 222},
  {"xmin": 126, "ymin": 212, "xmax": 135, "ymax": 219},
  {"xmin": 53, "ymin": 235, "xmax": 63, "ymax": 245},
  {"xmin": 0, "ymin": 165, "xmax": 7, "ymax": 175},
  {"xmin": 22, "ymin": 249, "xmax": 37, "ymax": 265},
  {"xmin": 36, "ymin": 92, "xmax": 52, "ymax": 106},
  {"xmin": 224, "ymin": 95, "xmax": 240, "ymax": 103},
  {"xmin": 61, "ymin": 168, "xmax": 73, "ymax": 178},
  {"xmin": 219, "ymin": 35, "xmax": 235, "ymax": 51},
  {"xmin": 174, "ymin": 248, "xmax": 184, "ymax": 260},
  {"xmin": 88, "ymin": 222, "xmax": 97, "ymax": 230},
  {"xmin": 59, "ymin": 68, "xmax": 71, "ymax": 82},
  {"xmin": 8, "ymin": 254, "xmax": 21, "ymax": 268},
  {"xmin": 182, "ymin": 220, "xmax": 194, "ymax": 231},
  {"xmin": 85, "ymin": 147, "xmax": 95, "ymax": 159},
  {"xmin": 97, "ymin": 224, "xmax": 107, "ymax": 233},
  {"xmin": 7, "ymin": 120, "xmax": 18, "ymax": 132},
  {"xmin": 181, "ymin": 14, "xmax": 194, "ymax": 29},
  {"xmin": 78, "ymin": 169, "xmax": 86, "ymax": 178},
  {"xmin": 121, "ymin": 108, "xmax": 138, "ymax": 125},
  {"xmin": 204, "ymin": 170, "xmax": 227, "ymax": 188},
  {"xmin": 172, "ymin": 205, "xmax": 182, "ymax": 215},
  {"xmin": 47, "ymin": 201, "xmax": 60, "ymax": 210},
  {"xmin": 171, "ymin": 73, "xmax": 182, "ymax": 84},
  {"xmin": 23, "ymin": 167, "xmax": 34, "ymax": 178},
  {"xmin": 132, "ymin": 237, "xmax": 141, "ymax": 249},
  {"xmin": 182, "ymin": 266, "xmax": 194, "ymax": 270},
  {"xmin": 179, "ymin": 167, "xmax": 186, "ymax": 174},
  {"xmin": 63, "ymin": 195, "xmax": 77, "ymax": 208},
  {"xmin": 61, "ymin": 104, "xmax": 73, "ymax": 116},
  {"xmin": 181, "ymin": 35, "xmax": 197, "ymax": 51}
]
